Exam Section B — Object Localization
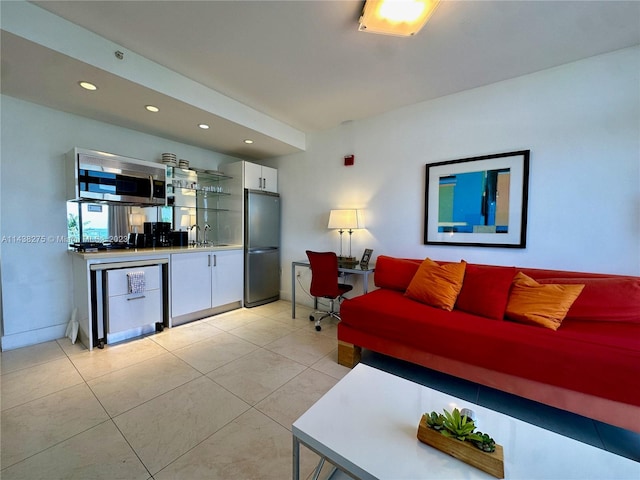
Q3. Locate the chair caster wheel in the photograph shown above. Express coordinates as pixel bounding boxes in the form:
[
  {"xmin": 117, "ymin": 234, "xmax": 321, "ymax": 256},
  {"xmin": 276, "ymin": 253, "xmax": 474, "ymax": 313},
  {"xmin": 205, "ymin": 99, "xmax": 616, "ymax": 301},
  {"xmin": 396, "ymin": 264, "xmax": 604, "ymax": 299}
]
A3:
[
  {"xmin": 309, "ymin": 315, "xmax": 314, "ymax": 321},
  {"xmin": 315, "ymin": 325, "xmax": 321, "ymax": 331}
]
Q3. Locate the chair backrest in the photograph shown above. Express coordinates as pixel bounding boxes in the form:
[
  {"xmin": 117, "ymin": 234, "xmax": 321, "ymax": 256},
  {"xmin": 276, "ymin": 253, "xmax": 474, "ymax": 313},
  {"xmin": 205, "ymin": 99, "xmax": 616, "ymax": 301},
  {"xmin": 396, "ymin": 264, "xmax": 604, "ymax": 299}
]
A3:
[{"xmin": 306, "ymin": 250, "xmax": 341, "ymax": 298}]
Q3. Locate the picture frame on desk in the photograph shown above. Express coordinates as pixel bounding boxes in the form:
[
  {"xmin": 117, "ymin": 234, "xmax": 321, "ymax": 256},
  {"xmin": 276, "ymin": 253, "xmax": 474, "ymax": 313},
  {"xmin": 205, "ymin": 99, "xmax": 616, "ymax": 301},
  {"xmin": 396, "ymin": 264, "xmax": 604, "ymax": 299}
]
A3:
[{"xmin": 360, "ymin": 249, "xmax": 373, "ymax": 269}]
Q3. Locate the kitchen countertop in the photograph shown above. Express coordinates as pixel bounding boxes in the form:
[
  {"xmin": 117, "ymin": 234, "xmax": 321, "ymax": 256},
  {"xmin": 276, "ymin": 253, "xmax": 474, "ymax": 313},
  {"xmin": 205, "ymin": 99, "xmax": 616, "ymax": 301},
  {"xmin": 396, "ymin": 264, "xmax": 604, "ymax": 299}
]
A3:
[{"xmin": 69, "ymin": 244, "xmax": 243, "ymax": 260}]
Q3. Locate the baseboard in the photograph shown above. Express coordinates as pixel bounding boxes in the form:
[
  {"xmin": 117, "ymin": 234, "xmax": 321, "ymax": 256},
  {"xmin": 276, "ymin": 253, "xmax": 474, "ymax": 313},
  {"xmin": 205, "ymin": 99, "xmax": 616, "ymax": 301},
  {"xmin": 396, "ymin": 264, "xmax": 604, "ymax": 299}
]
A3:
[{"xmin": 1, "ymin": 324, "xmax": 67, "ymax": 351}]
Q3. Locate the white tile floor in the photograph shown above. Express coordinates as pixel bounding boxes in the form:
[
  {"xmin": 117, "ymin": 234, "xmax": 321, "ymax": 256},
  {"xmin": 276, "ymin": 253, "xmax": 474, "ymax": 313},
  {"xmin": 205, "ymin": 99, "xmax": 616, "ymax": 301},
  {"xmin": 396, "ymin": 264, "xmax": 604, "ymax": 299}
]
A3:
[
  {"xmin": 1, "ymin": 301, "xmax": 348, "ymax": 480},
  {"xmin": 5, "ymin": 300, "xmax": 637, "ymax": 479}
]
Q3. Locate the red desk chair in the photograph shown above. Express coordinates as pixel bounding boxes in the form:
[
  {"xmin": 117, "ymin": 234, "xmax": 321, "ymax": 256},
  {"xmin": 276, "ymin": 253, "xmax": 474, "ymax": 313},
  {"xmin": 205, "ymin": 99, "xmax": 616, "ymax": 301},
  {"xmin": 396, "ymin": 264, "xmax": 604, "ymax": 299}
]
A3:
[{"xmin": 306, "ymin": 250, "xmax": 353, "ymax": 331}]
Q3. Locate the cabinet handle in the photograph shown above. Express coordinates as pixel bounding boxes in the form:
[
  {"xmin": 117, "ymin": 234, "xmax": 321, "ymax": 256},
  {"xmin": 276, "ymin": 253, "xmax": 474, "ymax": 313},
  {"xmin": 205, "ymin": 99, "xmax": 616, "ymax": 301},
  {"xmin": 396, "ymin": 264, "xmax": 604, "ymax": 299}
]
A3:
[
  {"xmin": 258, "ymin": 176, "xmax": 262, "ymax": 188},
  {"xmin": 263, "ymin": 178, "xmax": 266, "ymax": 189},
  {"xmin": 208, "ymin": 254, "xmax": 211, "ymax": 267},
  {"xmin": 213, "ymin": 254, "xmax": 217, "ymax": 267},
  {"xmin": 127, "ymin": 295, "xmax": 146, "ymax": 301}
]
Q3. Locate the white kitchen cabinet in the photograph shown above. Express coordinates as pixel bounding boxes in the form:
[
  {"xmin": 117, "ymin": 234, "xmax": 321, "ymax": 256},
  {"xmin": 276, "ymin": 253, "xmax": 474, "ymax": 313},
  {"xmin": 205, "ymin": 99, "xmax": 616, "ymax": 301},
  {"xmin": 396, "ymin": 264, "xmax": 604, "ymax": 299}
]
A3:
[
  {"xmin": 171, "ymin": 251, "xmax": 212, "ymax": 317},
  {"xmin": 211, "ymin": 250, "xmax": 244, "ymax": 307},
  {"xmin": 170, "ymin": 249, "xmax": 243, "ymax": 323},
  {"xmin": 244, "ymin": 161, "xmax": 278, "ymax": 193}
]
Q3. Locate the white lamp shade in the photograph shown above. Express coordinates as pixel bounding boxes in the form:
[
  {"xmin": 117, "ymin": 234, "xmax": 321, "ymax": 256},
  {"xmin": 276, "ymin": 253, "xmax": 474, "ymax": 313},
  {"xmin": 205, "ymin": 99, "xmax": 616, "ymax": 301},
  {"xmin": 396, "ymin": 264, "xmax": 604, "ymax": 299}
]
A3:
[
  {"xmin": 129, "ymin": 213, "xmax": 145, "ymax": 227},
  {"xmin": 328, "ymin": 209, "xmax": 365, "ymax": 230}
]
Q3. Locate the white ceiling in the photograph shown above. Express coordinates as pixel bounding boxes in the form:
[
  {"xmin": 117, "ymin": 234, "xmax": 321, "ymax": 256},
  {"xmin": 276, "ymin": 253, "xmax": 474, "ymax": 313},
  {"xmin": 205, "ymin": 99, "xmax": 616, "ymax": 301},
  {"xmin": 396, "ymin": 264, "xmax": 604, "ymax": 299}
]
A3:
[{"xmin": 2, "ymin": 1, "xmax": 640, "ymax": 159}]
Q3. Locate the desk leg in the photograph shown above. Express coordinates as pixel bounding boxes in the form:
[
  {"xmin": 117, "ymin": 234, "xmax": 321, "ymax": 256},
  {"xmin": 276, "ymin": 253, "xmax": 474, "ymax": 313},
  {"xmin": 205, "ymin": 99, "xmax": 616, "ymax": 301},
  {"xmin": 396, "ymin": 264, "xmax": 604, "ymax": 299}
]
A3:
[
  {"xmin": 292, "ymin": 435, "xmax": 300, "ymax": 480},
  {"xmin": 291, "ymin": 263, "xmax": 297, "ymax": 319},
  {"xmin": 362, "ymin": 271, "xmax": 370, "ymax": 294}
]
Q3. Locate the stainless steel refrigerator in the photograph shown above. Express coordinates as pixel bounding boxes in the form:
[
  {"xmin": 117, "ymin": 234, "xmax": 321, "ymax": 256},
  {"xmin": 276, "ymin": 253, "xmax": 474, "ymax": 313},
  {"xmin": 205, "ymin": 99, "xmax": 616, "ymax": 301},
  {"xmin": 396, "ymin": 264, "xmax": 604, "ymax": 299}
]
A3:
[{"xmin": 244, "ymin": 189, "xmax": 280, "ymax": 307}]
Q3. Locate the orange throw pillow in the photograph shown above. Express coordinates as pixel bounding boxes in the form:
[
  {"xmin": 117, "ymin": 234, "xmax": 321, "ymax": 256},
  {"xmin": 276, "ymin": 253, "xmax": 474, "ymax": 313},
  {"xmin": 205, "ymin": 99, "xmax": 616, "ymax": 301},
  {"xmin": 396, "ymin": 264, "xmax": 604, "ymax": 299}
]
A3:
[
  {"xmin": 505, "ymin": 272, "xmax": 585, "ymax": 330},
  {"xmin": 405, "ymin": 258, "xmax": 466, "ymax": 311}
]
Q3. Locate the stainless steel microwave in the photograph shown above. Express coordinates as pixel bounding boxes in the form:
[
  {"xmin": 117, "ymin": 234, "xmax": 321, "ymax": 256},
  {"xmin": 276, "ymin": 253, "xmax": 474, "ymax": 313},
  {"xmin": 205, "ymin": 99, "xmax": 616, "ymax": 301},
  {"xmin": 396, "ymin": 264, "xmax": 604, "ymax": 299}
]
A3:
[{"xmin": 67, "ymin": 148, "xmax": 166, "ymax": 206}]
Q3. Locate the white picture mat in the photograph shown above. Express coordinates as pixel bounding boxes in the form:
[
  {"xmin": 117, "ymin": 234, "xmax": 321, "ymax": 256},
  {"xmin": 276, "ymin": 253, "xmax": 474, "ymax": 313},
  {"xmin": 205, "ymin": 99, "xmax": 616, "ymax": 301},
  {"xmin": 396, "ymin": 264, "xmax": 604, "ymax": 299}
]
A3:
[{"xmin": 426, "ymin": 153, "xmax": 526, "ymax": 246}]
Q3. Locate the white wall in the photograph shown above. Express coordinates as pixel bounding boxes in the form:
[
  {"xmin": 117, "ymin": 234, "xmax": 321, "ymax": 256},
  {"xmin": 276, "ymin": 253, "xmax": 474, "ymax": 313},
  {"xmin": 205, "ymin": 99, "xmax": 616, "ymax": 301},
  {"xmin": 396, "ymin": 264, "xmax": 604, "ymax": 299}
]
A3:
[
  {"xmin": 0, "ymin": 95, "xmax": 243, "ymax": 350},
  {"xmin": 274, "ymin": 46, "xmax": 640, "ymax": 305},
  {"xmin": 2, "ymin": 46, "xmax": 639, "ymax": 349}
]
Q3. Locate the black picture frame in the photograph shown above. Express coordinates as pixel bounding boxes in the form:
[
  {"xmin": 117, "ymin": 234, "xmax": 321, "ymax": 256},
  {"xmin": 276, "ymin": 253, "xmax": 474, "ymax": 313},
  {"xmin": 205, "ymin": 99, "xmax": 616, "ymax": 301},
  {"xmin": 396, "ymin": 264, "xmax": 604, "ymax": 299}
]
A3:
[
  {"xmin": 360, "ymin": 248, "xmax": 373, "ymax": 269},
  {"xmin": 424, "ymin": 150, "xmax": 530, "ymax": 248}
]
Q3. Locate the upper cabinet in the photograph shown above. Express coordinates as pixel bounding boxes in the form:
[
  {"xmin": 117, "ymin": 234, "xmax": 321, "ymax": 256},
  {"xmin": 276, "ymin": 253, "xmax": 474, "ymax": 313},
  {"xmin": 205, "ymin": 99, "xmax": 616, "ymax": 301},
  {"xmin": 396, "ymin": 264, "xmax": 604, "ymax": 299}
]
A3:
[{"xmin": 243, "ymin": 162, "xmax": 278, "ymax": 193}]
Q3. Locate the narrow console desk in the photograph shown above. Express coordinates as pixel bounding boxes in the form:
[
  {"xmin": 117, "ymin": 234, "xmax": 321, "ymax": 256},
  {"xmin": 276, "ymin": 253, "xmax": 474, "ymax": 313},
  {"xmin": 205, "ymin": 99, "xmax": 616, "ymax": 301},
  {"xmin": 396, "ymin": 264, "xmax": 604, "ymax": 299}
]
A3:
[{"xmin": 291, "ymin": 260, "xmax": 375, "ymax": 318}]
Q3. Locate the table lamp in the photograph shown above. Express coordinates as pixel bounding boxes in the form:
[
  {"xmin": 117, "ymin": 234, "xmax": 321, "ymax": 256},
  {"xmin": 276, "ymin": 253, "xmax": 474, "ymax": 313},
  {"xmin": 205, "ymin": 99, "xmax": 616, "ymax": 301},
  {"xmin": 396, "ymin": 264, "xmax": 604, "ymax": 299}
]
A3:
[
  {"xmin": 180, "ymin": 215, "xmax": 191, "ymax": 231},
  {"xmin": 129, "ymin": 213, "xmax": 144, "ymax": 233},
  {"xmin": 328, "ymin": 209, "xmax": 365, "ymax": 263}
]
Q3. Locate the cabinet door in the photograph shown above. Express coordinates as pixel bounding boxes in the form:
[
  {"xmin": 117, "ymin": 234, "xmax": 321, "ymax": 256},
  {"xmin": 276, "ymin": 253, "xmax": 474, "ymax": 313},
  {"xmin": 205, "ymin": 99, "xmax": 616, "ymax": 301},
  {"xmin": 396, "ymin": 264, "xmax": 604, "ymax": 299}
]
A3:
[
  {"xmin": 244, "ymin": 162, "xmax": 264, "ymax": 190},
  {"xmin": 261, "ymin": 166, "xmax": 278, "ymax": 193},
  {"xmin": 211, "ymin": 250, "xmax": 244, "ymax": 307},
  {"xmin": 171, "ymin": 252, "xmax": 212, "ymax": 317}
]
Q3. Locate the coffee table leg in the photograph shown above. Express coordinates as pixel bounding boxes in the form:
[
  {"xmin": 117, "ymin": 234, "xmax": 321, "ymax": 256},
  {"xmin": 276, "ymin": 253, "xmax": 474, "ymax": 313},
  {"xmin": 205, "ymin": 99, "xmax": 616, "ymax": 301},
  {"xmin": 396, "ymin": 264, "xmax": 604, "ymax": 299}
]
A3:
[{"xmin": 292, "ymin": 435, "xmax": 300, "ymax": 480}]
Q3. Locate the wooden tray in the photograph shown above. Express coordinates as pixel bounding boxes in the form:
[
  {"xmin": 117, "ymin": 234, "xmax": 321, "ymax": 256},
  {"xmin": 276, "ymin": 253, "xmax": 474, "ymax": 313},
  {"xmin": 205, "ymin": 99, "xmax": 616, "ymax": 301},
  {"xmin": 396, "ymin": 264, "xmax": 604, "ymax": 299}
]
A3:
[{"xmin": 417, "ymin": 415, "xmax": 504, "ymax": 479}]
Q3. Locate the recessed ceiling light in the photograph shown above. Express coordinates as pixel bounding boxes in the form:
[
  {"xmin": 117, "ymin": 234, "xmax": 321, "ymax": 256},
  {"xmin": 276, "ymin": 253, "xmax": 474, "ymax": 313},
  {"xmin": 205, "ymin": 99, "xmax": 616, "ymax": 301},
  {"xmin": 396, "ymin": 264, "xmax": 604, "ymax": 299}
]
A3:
[
  {"xmin": 244, "ymin": 139, "xmax": 254, "ymax": 144},
  {"xmin": 79, "ymin": 81, "xmax": 97, "ymax": 91},
  {"xmin": 198, "ymin": 123, "xmax": 210, "ymax": 129},
  {"xmin": 145, "ymin": 105, "xmax": 159, "ymax": 113}
]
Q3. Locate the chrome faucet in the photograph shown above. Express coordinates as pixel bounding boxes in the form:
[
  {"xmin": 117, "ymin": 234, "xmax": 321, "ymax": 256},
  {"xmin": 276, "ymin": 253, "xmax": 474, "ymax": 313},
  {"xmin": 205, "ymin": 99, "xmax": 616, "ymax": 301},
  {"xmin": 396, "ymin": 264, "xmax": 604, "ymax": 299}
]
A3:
[
  {"xmin": 190, "ymin": 224, "xmax": 200, "ymax": 245},
  {"xmin": 203, "ymin": 224, "xmax": 211, "ymax": 245}
]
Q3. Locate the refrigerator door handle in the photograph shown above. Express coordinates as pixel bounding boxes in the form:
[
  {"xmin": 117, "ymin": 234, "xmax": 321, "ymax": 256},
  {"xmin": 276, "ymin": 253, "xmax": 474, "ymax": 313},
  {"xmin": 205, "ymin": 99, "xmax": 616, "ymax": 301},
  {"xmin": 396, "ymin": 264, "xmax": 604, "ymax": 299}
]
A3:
[{"xmin": 248, "ymin": 248, "xmax": 278, "ymax": 254}]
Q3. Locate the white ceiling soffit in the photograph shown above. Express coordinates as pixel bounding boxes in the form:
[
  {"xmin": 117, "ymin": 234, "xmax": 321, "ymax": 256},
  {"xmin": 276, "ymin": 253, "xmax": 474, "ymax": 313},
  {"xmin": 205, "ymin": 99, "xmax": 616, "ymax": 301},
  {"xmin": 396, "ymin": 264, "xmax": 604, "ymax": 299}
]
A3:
[
  {"xmin": 1, "ymin": 0, "xmax": 306, "ymax": 159},
  {"xmin": 2, "ymin": 1, "xmax": 640, "ymax": 159}
]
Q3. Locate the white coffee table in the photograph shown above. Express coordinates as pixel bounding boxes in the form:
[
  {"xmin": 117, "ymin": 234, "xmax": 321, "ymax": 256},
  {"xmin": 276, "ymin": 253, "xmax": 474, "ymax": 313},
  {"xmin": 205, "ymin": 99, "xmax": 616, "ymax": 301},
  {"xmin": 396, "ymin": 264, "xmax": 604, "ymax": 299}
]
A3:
[{"xmin": 292, "ymin": 364, "xmax": 640, "ymax": 479}]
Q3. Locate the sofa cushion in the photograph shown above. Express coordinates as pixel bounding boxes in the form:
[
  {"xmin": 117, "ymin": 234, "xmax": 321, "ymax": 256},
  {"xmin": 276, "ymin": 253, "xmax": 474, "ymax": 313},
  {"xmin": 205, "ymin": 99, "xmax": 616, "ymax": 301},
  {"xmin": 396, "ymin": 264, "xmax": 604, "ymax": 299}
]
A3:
[
  {"xmin": 405, "ymin": 258, "xmax": 466, "ymax": 311},
  {"xmin": 374, "ymin": 255, "xmax": 421, "ymax": 291},
  {"xmin": 506, "ymin": 272, "xmax": 584, "ymax": 330},
  {"xmin": 456, "ymin": 264, "xmax": 516, "ymax": 320},
  {"xmin": 539, "ymin": 277, "xmax": 640, "ymax": 323}
]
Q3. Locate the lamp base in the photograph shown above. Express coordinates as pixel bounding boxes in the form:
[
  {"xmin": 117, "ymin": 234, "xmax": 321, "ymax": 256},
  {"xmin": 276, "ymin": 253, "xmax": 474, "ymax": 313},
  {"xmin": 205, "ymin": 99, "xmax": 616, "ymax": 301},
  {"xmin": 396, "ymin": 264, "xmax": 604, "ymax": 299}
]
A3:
[{"xmin": 337, "ymin": 256, "xmax": 359, "ymax": 268}]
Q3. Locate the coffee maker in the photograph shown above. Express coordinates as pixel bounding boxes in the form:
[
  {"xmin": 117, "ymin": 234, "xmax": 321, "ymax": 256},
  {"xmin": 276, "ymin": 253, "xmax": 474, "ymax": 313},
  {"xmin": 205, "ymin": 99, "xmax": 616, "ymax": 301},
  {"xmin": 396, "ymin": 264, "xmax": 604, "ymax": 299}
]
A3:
[{"xmin": 144, "ymin": 222, "xmax": 172, "ymax": 247}]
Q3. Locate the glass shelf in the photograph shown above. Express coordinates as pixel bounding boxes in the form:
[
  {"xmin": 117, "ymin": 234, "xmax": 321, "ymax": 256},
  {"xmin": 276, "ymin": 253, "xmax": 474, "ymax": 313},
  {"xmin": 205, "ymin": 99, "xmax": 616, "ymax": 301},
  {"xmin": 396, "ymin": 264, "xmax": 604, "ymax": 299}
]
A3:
[
  {"xmin": 167, "ymin": 166, "xmax": 234, "ymax": 208},
  {"xmin": 165, "ymin": 165, "xmax": 241, "ymax": 246}
]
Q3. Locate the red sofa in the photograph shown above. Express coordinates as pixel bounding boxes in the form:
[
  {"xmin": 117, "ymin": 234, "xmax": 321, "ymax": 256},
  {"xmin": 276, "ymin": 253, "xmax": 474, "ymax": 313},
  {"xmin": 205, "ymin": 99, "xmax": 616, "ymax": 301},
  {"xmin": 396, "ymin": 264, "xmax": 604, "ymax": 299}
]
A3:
[{"xmin": 337, "ymin": 256, "xmax": 640, "ymax": 433}]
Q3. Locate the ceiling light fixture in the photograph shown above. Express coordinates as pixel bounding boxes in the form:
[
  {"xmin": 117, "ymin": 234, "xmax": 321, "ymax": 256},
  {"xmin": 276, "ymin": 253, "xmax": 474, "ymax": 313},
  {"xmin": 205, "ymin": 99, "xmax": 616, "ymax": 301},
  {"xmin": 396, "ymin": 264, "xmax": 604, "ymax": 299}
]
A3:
[
  {"xmin": 78, "ymin": 81, "xmax": 97, "ymax": 91},
  {"xmin": 145, "ymin": 105, "xmax": 159, "ymax": 113},
  {"xmin": 244, "ymin": 139, "xmax": 254, "ymax": 144},
  {"xmin": 198, "ymin": 123, "xmax": 210, "ymax": 129},
  {"xmin": 358, "ymin": 0, "xmax": 440, "ymax": 37}
]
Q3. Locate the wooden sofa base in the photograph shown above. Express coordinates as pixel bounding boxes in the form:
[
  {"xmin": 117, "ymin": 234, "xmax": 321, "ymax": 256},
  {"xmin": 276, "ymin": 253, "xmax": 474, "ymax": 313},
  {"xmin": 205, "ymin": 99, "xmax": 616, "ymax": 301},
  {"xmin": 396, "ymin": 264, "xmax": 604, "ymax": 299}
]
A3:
[
  {"xmin": 338, "ymin": 341, "xmax": 361, "ymax": 368},
  {"xmin": 336, "ymin": 337, "xmax": 640, "ymax": 433}
]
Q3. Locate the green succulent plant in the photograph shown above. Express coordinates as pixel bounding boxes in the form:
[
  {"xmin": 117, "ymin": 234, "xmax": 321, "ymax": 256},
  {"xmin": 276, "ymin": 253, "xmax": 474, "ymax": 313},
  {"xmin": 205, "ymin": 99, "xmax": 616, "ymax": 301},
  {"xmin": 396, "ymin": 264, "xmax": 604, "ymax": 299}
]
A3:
[
  {"xmin": 425, "ymin": 411, "xmax": 445, "ymax": 430},
  {"xmin": 424, "ymin": 407, "xmax": 499, "ymax": 453},
  {"xmin": 472, "ymin": 432, "xmax": 497, "ymax": 453},
  {"xmin": 441, "ymin": 408, "xmax": 482, "ymax": 441}
]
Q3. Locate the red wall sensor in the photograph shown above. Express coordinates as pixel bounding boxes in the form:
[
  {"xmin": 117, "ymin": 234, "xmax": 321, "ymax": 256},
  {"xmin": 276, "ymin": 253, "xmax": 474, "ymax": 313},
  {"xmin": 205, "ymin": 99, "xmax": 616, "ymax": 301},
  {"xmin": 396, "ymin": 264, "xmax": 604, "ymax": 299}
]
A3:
[{"xmin": 344, "ymin": 155, "xmax": 355, "ymax": 166}]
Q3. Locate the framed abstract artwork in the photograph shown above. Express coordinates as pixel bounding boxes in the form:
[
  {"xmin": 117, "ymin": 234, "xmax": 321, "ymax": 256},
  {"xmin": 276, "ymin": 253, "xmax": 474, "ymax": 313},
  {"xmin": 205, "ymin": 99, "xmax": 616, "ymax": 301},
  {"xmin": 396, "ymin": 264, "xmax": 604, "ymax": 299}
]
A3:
[{"xmin": 424, "ymin": 150, "xmax": 530, "ymax": 248}]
